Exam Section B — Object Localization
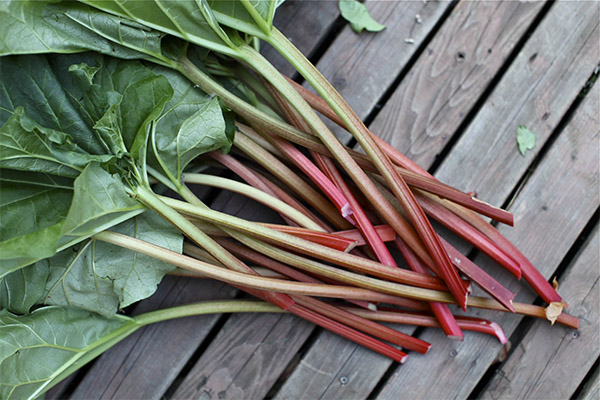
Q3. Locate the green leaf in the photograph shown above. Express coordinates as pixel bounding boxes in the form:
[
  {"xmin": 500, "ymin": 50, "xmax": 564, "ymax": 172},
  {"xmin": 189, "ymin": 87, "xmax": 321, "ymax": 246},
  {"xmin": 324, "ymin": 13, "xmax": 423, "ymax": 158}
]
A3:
[
  {"xmin": 60, "ymin": 163, "xmax": 144, "ymax": 239},
  {"xmin": 0, "ymin": 178, "xmax": 72, "ymax": 262},
  {"xmin": 0, "ymin": 262, "xmax": 50, "ymax": 315},
  {"xmin": 0, "ymin": 306, "xmax": 136, "ymax": 400},
  {"xmin": 0, "ymin": 108, "xmax": 111, "ymax": 177},
  {"xmin": 0, "ymin": 1, "xmax": 161, "ymax": 60},
  {"xmin": 516, "ymin": 125, "xmax": 536, "ymax": 156},
  {"xmin": 149, "ymin": 68, "xmax": 230, "ymax": 181},
  {"xmin": 42, "ymin": 211, "xmax": 181, "ymax": 316},
  {"xmin": 79, "ymin": 0, "xmax": 236, "ymax": 55},
  {"xmin": 338, "ymin": 0, "xmax": 386, "ymax": 33}
]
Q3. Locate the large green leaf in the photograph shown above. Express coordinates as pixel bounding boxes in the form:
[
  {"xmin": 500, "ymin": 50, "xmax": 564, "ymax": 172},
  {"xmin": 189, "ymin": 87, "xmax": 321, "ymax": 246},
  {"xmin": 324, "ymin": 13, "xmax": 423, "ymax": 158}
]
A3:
[
  {"xmin": 0, "ymin": 0, "xmax": 161, "ymax": 60},
  {"xmin": 43, "ymin": 211, "xmax": 181, "ymax": 316},
  {"xmin": 0, "ymin": 108, "xmax": 112, "ymax": 177},
  {"xmin": 0, "ymin": 180, "xmax": 71, "ymax": 261},
  {"xmin": 0, "ymin": 306, "xmax": 136, "ymax": 400},
  {"xmin": 0, "ymin": 263, "xmax": 50, "ymax": 315},
  {"xmin": 79, "ymin": 0, "xmax": 236, "ymax": 55},
  {"xmin": 149, "ymin": 68, "xmax": 230, "ymax": 181},
  {"xmin": 0, "ymin": 55, "xmax": 178, "ymax": 272},
  {"xmin": 0, "ymin": 211, "xmax": 181, "ymax": 316},
  {"xmin": 60, "ymin": 162, "xmax": 144, "ymax": 239}
]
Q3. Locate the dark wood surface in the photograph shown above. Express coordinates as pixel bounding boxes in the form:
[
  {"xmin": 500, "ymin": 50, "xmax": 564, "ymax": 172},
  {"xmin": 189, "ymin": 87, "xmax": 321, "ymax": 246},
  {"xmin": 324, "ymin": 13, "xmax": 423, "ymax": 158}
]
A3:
[{"xmin": 47, "ymin": 1, "xmax": 600, "ymax": 399}]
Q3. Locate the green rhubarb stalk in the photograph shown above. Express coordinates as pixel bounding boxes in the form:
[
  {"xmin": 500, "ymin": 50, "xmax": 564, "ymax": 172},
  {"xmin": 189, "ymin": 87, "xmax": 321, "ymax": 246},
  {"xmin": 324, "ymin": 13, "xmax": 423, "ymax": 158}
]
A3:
[
  {"xmin": 157, "ymin": 195, "xmax": 452, "ymax": 291},
  {"xmin": 133, "ymin": 185, "xmax": 294, "ymax": 310},
  {"xmin": 182, "ymin": 173, "xmax": 324, "ymax": 231}
]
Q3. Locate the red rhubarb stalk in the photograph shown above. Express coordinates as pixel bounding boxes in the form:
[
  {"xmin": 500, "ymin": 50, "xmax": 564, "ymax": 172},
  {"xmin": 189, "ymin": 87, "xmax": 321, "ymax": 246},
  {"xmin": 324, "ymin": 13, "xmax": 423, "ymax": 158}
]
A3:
[{"xmin": 396, "ymin": 237, "xmax": 465, "ymax": 340}]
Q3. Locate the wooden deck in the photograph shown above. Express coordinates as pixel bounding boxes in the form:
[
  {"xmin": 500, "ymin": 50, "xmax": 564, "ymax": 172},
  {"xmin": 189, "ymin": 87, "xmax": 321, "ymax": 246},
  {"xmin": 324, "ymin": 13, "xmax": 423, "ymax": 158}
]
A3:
[{"xmin": 47, "ymin": 1, "xmax": 599, "ymax": 399}]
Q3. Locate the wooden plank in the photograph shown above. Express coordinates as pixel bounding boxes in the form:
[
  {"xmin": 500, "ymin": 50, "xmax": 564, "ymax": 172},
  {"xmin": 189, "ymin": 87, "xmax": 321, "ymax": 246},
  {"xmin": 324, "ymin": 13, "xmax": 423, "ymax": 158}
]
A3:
[
  {"xmin": 480, "ymin": 225, "xmax": 599, "ymax": 400},
  {"xmin": 274, "ymin": 330, "xmax": 389, "ymax": 400},
  {"xmin": 375, "ymin": 74, "xmax": 599, "ymax": 399},
  {"xmin": 69, "ymin": 277, "xmax": 235, "ymax": 399},
  {"xmin": 261, "ymin": 0, "xmax": 340, "ymax": 77},
  {"xmin": 434, "ymin": 0, "xmax": 599, "ymax": 205},
  {"xmin": 311, "ymin": 0, "xmax": 453, "ymax": 142},
  {"xmin": 371, "ymin": 0, "xmax": 545, "ymax": 167},
  {"xmin": 581, "ymin": 365, "xmax": 600, "ymax": 400},
  {"xmin": 172, "ymin": 313, "xmax": 313, "ymax": 399}
]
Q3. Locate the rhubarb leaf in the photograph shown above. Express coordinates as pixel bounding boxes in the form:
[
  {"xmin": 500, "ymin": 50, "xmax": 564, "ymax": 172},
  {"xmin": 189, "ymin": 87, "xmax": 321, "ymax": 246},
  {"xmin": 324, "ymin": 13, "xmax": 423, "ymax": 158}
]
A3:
[
  {"xmin": 79, "ymin": 0, "xmax": 235, "ymax": 54},
  {"xmin": 0, "ymin": 1, "xmax": 161, "ymax": 60},
  {"xmin": 338, "ymin": 0, "xmax": 386, "ymax": 33},
  {"xmin": 0, "ymin": 180, "xmax": 71, "ymax": 262},
  {"xmin": 0, "ymin": 306, "xmax": 137, "ymax": 400},
  {"xmin": 60, "ymin": 163, "xmax": 144, "ymax": 239},
  {"xmin": 149, "ymin": 69, "xmax": 230, "ymax": 181},
  {"xmin": 517, "ymin": 125, "xmax": 536, "ymax": 156},
  {"xmin": 0, "ymin": 212, "xmax": 181, "ymax": 317},
  {"xmin": 0, "ymin": 263, "xmax": 50, "ymax": 315},
  {"xmin": 42, "ymin": 211, "xmax": 181, "ymax": 316}
]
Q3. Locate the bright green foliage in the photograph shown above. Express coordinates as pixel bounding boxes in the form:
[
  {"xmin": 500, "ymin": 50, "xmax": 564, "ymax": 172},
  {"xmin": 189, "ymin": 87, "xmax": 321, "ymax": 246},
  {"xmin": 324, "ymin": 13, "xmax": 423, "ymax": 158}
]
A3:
[{"xmin": 338, "ymin": 0, "xmax": 386, "ymax": 33}]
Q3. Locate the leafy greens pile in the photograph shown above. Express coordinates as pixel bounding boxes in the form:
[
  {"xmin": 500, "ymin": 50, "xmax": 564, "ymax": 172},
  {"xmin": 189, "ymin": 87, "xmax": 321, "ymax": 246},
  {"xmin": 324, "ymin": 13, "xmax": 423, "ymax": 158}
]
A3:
[{"xmin": 0, "ymin": 1, "xmax": 577, "ymax": 398}]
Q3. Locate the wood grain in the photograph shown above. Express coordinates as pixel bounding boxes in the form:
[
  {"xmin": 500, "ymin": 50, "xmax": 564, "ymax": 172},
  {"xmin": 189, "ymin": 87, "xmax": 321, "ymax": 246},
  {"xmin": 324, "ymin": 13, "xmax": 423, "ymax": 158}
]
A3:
[
  {"xmin": 370, "ymin": 0, "xmax": 544, "ymax": 168},
  {"xmin": 375, "ymin": 73, "xmax": 599, "ymax": 400},
  {"xmin": 434, "ymin": 0, "xmax": 599, "ymax": 205},
  {"xmin": 580, "ymin": 365, "xmax": 600, "ymax": 400},
  {"xmin": 480, "ymin": 225, "xmax": 599, "ymax": 400},
  {"xmin": 172, "ymin": 313, "xmax": 313, "ymax": 399},
  {"xmin": 310, "ymin": 0, "xmax": 453, "ymax": 143}
]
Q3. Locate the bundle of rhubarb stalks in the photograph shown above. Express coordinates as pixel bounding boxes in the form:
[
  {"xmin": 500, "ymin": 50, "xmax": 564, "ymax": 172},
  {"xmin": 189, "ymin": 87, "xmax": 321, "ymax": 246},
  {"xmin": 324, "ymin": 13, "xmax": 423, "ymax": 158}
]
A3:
[{"xmin": 0, "ymin": 1, "xmax": 578, "ymax": 397}]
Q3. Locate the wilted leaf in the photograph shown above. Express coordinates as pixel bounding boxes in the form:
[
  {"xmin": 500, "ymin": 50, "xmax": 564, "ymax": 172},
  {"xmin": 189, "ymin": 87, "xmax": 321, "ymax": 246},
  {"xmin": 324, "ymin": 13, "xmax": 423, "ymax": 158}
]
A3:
[{"xmin": 545, "ymin": 301, "xmax": 566, "ymax": 325}]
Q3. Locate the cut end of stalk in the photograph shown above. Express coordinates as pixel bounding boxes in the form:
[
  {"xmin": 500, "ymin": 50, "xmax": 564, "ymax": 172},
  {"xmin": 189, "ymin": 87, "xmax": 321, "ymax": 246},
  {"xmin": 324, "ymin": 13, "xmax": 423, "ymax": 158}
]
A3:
[
  {"xmin": 368, "ymin": 302, "xmax": 378, "ymax": 312},
  {"xmin": 448, "ymin": 334, "xmax": 465, "ymax": 341},
  {"xmin": 488, "ymin": 322, "xmax": 508, "ymax": 344}
]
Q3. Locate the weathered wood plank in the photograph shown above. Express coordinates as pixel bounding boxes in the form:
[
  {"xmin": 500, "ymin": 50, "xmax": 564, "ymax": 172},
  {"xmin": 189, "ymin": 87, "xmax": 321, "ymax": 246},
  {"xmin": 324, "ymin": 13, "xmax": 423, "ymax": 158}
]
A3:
[
  {"xmin": 434, "ymin": 0, "xmax": 599, "ymax": 205},
  {"xmin": 375, "ymin": 75, "xmax": 599, "ymax": 400},
  {"xmin": 371, "ymin": 0, "xmax": 544, "ymax": 168},
  {"xmin": 311, "ymin": 0, "xmax": 453, "ymax": 142},
  {"xmin": 480, "ymin": 224, "xmax": 599, "ymax": 400},
  {"xmin": 172, "ymin": 313, "xmax": 313, "ymax": 399},
  {"xmin": 580, "ymin": 364, "xmax": 600, "ymax": 400},
  {"xmin": 274, "ymin": 329, "xmax": 390, "ymax": 400},
  {"xmin": 261, "ymin": 0, "xmax": 340, "ymax": 77}
]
